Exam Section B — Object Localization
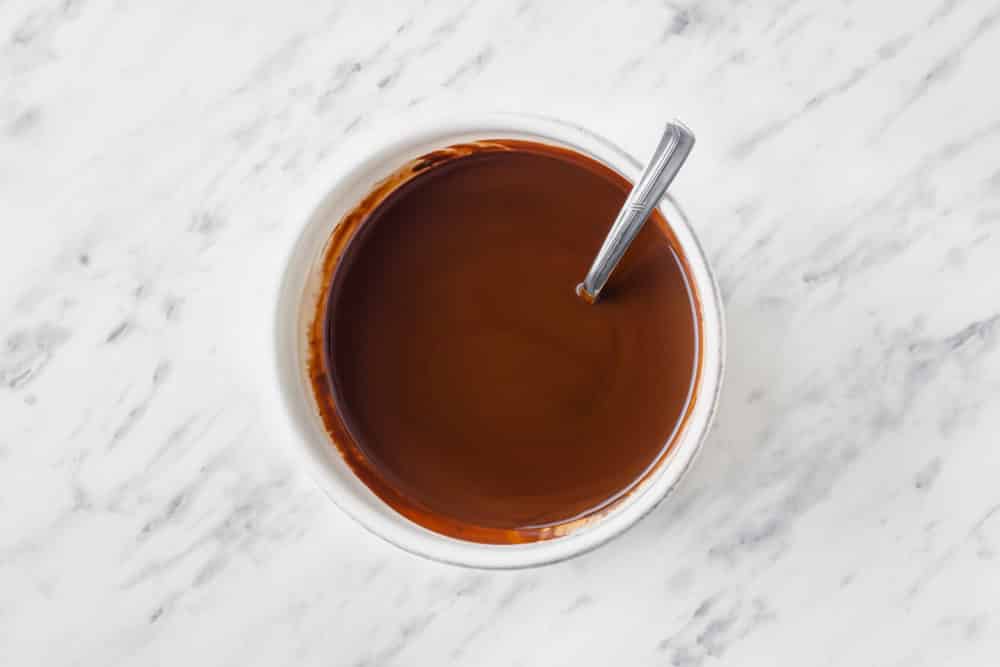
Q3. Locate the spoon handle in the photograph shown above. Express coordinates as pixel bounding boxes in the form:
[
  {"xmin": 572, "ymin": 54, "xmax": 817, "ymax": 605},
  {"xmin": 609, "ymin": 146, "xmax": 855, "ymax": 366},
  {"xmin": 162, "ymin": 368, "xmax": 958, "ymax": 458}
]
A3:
[{"xmin": 578, "ymin": 121, "xmax": 695, "ymax": 303}]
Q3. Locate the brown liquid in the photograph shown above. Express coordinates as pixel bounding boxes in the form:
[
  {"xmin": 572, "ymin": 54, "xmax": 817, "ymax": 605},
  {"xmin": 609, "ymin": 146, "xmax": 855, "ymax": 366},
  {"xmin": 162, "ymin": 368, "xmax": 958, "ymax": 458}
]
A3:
[{"xmin": 309, "ymin": 140, "xmax": 700, "ymax": 543}]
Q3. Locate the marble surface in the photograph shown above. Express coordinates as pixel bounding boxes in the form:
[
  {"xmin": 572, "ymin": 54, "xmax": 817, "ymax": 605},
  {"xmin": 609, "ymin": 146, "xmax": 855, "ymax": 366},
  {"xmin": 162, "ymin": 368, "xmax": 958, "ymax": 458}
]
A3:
[{"xmin": 3, "ymin": 0, "xmax": 1000, "ymax": 664}]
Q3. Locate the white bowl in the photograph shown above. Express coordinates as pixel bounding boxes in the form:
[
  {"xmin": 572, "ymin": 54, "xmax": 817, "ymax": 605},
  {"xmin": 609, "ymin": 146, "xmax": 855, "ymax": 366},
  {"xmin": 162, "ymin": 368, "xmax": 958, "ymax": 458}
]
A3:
[{"xmin": 269, "ymin": 113, "xmax": 724, "ymax": 569}]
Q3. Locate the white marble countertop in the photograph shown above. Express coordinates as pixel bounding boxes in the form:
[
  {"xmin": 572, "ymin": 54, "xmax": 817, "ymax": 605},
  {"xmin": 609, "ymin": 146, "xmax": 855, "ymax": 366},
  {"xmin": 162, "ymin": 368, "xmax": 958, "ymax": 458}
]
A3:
[{"xmin": 3, "ymin": 0, "xmax": 1000, "ymax": 664}]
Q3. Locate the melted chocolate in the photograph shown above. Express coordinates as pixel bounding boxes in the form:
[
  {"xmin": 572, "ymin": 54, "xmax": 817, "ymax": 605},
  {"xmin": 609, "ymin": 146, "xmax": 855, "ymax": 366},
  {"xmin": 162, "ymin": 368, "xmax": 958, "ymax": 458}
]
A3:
[{"xmin": 309, "ymin": 141, "xmax": 701, "ymax": 543}]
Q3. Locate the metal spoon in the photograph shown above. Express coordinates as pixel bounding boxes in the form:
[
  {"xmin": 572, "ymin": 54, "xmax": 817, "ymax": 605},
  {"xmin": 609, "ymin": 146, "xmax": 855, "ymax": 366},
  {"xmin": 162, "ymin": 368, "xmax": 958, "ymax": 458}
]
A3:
[{"xmin": 577, "ymin": 121, "xmax": 695, "ymax": 303}]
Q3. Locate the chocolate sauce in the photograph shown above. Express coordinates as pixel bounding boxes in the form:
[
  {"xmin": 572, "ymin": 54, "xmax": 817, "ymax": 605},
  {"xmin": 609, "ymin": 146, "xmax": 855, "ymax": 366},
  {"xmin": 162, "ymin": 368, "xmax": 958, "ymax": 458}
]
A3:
[{"xmin": 308, "ymin": 141, "xmax": 701, "ymax": 543}]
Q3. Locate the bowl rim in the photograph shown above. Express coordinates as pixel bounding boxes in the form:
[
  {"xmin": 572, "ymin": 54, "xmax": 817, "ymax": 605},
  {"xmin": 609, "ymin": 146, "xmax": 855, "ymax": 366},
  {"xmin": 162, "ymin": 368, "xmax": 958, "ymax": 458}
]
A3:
[{"xmin": 268, "ymin": 112, "xmax": 726, "ymax": 569}]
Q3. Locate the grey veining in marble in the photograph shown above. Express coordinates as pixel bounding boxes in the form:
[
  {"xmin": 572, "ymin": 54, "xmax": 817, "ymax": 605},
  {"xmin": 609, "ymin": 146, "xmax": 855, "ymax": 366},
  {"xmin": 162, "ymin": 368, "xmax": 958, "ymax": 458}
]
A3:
[{"xmin": 2, "ymin": 0, "xmax": 1000, "ymax": 664}]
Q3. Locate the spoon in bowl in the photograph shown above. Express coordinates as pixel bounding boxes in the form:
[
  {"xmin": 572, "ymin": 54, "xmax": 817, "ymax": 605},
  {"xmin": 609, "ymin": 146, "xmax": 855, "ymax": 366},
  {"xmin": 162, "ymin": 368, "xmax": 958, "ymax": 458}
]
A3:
[{"xmin": 577, "ymin": 120, "xmax": 695, "ymax": 304}]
